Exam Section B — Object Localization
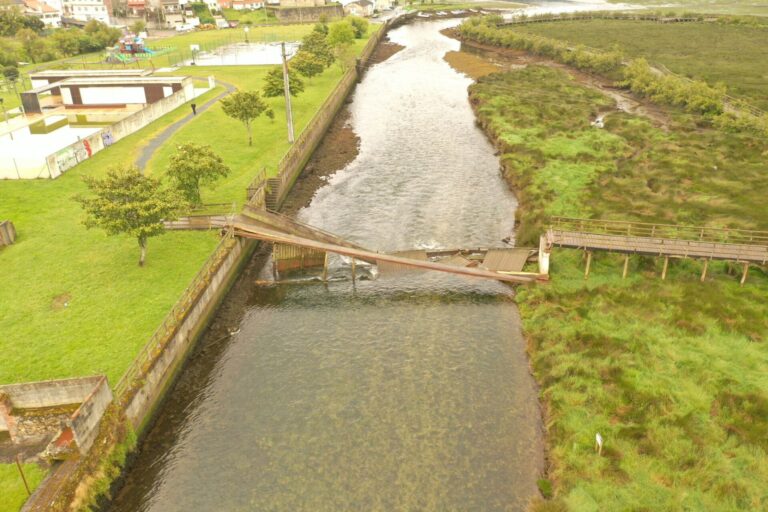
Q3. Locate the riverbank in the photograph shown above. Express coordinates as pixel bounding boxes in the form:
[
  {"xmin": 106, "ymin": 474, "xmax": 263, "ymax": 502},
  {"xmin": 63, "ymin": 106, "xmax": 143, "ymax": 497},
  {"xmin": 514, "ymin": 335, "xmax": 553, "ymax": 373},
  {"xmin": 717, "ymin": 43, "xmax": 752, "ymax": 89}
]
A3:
[{"xmin": 461, "ymin": 24, "xmax": 768, "ymax": 511}]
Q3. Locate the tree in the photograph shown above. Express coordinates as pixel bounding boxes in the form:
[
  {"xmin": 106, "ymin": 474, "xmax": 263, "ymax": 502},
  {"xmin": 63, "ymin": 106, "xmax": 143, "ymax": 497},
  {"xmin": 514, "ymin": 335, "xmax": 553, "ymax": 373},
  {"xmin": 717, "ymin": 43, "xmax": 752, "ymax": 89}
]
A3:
[
  {"xmin": 327, "ymin": 20, "xmax": 355, "ymax": 71},
  {"xmin": 131, "ymin": 20, "xmax": 147, "ymax": 35},
  {"xmin": 262, "ymin": 66, "xmax": 304, "ymax": 98},
  {"xmin": 290, "ymin": 50, "xmax": 324, "ymax": 80},
  {"xmin": 16, "ymin": 28, "xmax": 44, "ymax": 63},
  {"xmin": 347, "ymin": 16, "xmax": 368, "ymax": 39},
  {"xmin": 301, "ymin": 30, "xmax": 334, "ymax": 68},
  {"xmin": 167, "ymin": 143, "xmax": 230, "ymax": 206},
  {"xmin": 327, "ymin": 20, "xmax": 355, "ymax": 48},
  {"xmin": 76, "ymin": 166, "xmax": 185, "ymax": 266},
  {"xmin": 220, "ymin": 90, "xmax": 269, "ymax": 146}
]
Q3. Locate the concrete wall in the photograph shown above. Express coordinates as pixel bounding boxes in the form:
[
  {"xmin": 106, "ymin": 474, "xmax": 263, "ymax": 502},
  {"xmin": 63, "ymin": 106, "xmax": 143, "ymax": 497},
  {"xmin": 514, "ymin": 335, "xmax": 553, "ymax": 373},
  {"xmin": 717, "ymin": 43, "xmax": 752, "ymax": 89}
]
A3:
[
  {"xmin": 124, "ymin": 237, "xmax": 253, "ymax": 430},
  {"xmin": 0, "ymin": 376, "xmax": 112, "ymax": 455},
  {"xmin": 69, "ymin": 377, "xmax": 112, "ymax": 454},
  {"xmin": 40, "ymin": 83, "xmax": 197, "ymax": 180},
  {"xmin": 0, "ymin": 376, "xmax": 102, "ymax": 410},
  {"xmin": 273, "ymin": 4, "xmax": 343, "ymax": 22}
]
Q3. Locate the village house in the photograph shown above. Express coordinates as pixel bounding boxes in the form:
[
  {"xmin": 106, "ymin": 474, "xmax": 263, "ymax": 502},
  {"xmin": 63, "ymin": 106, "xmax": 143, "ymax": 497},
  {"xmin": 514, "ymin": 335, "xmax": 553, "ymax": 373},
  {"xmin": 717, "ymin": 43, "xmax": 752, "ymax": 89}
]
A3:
[
  {"xmin": 61, "ymin": 0, "xmax": 111, "ymax": 23},
  {"xmin": 343, "ymin": 0, "xmax": 372, "ymax": 17}
]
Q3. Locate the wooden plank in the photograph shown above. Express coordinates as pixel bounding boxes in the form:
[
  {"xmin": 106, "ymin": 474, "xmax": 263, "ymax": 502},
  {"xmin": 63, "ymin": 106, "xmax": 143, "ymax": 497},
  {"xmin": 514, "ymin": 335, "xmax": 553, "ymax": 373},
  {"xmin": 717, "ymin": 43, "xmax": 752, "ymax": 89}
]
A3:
[{"xmin": 481, "ymin": 248, "xmax": 530, "ymax": 273}]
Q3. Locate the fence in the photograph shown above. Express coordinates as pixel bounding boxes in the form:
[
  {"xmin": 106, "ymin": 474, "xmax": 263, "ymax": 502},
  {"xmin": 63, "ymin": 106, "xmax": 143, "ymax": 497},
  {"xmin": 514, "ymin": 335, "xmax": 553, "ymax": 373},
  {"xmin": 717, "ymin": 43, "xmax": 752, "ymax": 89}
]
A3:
[
  {"xmin": 114, "ymin": 229, "xmax": 237, "ymax": 403},
  {"xmin": 550, "ymin": 217, "xmax": 768, "ymax": 247}
]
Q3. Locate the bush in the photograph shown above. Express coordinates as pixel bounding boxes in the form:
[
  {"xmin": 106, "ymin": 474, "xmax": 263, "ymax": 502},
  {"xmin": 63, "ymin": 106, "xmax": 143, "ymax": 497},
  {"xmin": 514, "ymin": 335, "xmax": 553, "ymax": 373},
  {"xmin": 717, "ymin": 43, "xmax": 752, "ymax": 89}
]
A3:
[{"xmin": 347, "ymin": 16, "xmax": 368, "ymax": 38}]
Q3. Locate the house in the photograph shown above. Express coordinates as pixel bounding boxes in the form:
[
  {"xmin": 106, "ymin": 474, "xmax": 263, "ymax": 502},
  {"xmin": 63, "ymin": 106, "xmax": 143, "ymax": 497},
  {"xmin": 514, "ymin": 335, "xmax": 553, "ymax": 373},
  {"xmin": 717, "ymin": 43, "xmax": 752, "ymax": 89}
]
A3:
[
  {"xmin": 61, "ymin": 0, "xmax": 111, "ymax": 23},
  {"xmin": 218, "ymin": 0, "xmax": 263, "ymax": 10},
  {"xmin": 343, "ymin": 0, "xmax": 371, "ymax": 17},
  {"xmin": 280, "ymin": 0, "xmax": 324, "ymax": 6},
  {"xmin": 24, "ymin": 0, "xmax": 62, "ymax": 26}
]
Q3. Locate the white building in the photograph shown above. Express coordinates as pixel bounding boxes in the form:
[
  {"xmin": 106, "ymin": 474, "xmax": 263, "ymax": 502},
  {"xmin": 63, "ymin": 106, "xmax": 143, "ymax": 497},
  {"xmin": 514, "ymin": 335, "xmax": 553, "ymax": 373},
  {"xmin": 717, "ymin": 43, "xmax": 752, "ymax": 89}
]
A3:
[
  {"xmin": 61, "ymin": 0, "xmax": 111, "ymax": 23},
  {"xmin": 24, "ymin": 0, "xmax": 63, "ymax": 26}
]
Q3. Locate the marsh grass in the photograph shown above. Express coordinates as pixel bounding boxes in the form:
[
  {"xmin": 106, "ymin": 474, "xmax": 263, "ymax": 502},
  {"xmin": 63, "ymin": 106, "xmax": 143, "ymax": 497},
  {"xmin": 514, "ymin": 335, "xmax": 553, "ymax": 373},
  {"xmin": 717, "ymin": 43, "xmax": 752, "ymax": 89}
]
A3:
[{"xmin": 471, "ymin": 65, "xmax": 768, "ymax": 510}]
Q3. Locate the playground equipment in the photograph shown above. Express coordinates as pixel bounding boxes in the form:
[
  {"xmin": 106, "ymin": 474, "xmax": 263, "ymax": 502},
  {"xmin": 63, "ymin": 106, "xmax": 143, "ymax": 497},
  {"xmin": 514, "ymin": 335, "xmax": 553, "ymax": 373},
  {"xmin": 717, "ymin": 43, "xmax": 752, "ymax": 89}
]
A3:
[{"xmin": 106, "ymin": 35, "xmax": 173, "ymax": 64}]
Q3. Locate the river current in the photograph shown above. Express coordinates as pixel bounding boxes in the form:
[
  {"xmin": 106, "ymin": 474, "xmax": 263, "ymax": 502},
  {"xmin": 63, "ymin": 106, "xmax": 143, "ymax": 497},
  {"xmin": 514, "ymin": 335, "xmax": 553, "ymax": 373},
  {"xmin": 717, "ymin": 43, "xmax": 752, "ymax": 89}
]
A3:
[{"xmin": 111, "ymin": 17, "xmax": 547, "ymax": 512}]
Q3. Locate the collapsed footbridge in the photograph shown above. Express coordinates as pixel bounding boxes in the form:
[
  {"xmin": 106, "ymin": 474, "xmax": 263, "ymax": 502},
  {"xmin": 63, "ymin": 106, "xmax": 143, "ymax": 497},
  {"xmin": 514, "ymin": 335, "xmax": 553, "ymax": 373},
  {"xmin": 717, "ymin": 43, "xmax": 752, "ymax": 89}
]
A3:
[{"xmin": 165, "ymin": 206, "xmax": 542, "ymax": 284}]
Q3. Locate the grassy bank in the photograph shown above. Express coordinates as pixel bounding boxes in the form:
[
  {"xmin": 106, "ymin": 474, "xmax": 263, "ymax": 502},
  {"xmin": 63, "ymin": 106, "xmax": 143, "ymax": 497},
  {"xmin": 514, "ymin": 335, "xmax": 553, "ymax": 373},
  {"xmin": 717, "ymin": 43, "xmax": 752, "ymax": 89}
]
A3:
[
  {"xmin": 511, "ymin": 18, "xmax": 768, "ymax": 109},
  {"xmin": 470, "ymin": 66, "xmax": 768, "ymax": 510},
  {"xmin": 0, "ymin": 24, "xmax": 376, "ymax": 510},
  {"xmin": 608, "ymin": 0, "xmax": 768, "ymax": 17},
  {"xmin": 0, "ymin": 463, "xmax": 46, "ymax": 512}
]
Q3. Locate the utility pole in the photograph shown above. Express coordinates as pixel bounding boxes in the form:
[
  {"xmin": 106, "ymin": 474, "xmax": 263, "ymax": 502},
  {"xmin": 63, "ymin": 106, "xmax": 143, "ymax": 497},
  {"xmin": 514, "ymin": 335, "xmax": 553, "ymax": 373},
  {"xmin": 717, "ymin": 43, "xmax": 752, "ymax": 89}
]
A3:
[
  {"xmin": 281, "ymin": 42, "xmax": 295, "ymax": 144},
  {"xmin": 15, "ymin": 454, "xmax": 31, "ymax": 496}
]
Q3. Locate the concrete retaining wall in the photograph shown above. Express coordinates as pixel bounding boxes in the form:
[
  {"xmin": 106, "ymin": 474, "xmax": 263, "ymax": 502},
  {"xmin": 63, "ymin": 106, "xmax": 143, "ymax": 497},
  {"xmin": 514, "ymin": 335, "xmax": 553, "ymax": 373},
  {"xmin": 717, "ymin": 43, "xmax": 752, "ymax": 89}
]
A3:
[
  {"xmin": 0, "ymin": 376, "xmax": 112, "ymax": 455},
  {"xmin": 123, "ymin": 237, "xmax": 253, "ymax": 431},
  {"xmin": 272, "ymin": 5, "xmax": 344, "ymax": 22}
]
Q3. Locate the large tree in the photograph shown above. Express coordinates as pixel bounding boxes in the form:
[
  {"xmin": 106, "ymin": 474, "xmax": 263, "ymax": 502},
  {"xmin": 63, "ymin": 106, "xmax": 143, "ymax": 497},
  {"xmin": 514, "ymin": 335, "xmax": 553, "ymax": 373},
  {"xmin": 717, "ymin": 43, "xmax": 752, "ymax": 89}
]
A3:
[
  {"xmin": 76, "ymin": 166, "xmax": 185, "ymax": 266},
  {"xmin": 300, "ymin": 30, "xmax": 334, "ymax": 68},
  {"xmin": 220, "ymin": 90, "xmax": 271, "ymax": 146},
  {"xmin": 327, "ymin": 21, "xmax": 356, "ymax": 71},
  {"xmin": 290, "ymin": 50, "xmax": 324, "ymax": 81},
  {"xmin": 262, "ymin": 66, "xmax": 304, "ymax": 98},
  {"xmin": 167, "ymin": 143, "xmax": 230, "ymax": 206}
]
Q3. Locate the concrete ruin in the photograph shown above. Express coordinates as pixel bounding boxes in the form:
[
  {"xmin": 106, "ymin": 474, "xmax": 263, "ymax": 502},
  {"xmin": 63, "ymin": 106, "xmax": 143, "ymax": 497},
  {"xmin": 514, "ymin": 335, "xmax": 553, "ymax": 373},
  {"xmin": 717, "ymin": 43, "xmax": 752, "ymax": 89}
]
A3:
[{"xmin": 0, "ymin": 376, "xmax": 113, "ymax": 460}]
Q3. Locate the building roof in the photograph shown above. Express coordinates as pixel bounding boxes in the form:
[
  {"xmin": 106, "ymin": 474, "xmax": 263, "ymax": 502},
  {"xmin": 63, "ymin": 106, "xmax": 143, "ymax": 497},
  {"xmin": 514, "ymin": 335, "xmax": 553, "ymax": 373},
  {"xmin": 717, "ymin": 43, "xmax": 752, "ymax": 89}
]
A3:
[
  {"xmin": 24, "ymin": 0, "xmax": 59, "ymax": 13},
  {"xmin": 31, "ymin": 69, "xmax": 152, "ymax": 79},
  {"xmin": 347, "ymin": 0, "xmax": 372, "ymax": 6}
]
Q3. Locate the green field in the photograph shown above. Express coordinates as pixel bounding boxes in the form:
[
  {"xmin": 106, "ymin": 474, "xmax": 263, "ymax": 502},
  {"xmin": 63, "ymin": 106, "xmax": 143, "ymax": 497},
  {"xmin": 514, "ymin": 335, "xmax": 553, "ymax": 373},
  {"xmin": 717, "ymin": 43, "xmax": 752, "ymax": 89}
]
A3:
[
  {"xmin": 0, "ymin": 463, "xmax": 46, "ymax": 512},
  {"xmin": 222, "ymin": 7, "xmax": 275, "ymax": 23},
  {"xmin": 609, "ymin": 0, "xmax": 768, "ymax": 16},
  {"xmin": 512, "ymin": 19, "xmax": 768, "ymax": 109},
  {"xmin": 470, "ymin": 64, "xmax": 768, "ymax": 510},
  {"xmin": 0, "ymin": 25, "xmax": 375, "ymax": 511}
]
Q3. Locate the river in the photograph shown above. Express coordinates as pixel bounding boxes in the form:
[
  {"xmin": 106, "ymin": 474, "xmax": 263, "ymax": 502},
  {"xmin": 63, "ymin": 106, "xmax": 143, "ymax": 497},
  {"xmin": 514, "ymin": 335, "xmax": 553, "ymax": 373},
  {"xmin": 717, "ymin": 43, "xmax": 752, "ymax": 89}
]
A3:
[{"xmin": 110, "ymin": 16, "xmax": 548, "ymax": 512}]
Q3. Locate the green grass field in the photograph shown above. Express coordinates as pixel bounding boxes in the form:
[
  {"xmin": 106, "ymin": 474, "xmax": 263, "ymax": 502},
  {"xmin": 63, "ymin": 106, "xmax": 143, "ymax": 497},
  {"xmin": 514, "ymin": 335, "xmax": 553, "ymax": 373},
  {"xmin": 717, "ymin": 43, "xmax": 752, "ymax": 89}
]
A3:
[
  {"xmin": 512, "ymin": 19, "xmax": 768, "ymax": 109},
  {"xmin": 0, "ymin": 463, "xmax": 46, "ymax": 512},
  {"xmin": 0, "ymin": 25, "xmax": 375, "ymax": 510},
  {"xmin": 470, "ymin": 65, "xmax": 768, "ymax": 511},
  {"xmin": 609, "ymin": 0, "xmax": 768, "ymax": 16}
]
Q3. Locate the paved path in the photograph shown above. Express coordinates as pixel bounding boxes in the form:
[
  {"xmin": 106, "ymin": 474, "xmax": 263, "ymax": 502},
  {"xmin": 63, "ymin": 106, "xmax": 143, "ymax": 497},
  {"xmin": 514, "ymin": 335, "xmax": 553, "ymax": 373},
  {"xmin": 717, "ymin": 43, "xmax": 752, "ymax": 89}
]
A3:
[{"xmin": 136, "ymin": 78, "xmax": 236, "ymax": 171}]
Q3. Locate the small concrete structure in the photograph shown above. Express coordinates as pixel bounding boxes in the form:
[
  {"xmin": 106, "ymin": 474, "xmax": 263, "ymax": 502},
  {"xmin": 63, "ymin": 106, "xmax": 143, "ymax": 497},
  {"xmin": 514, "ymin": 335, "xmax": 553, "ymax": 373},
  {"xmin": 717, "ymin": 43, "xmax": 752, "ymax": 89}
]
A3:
[
  {"xmin": 0, "ymin": 221, "xmax": 16, "ymax": 247},
  {"xmin": 29, "ymin": 70, "xmax": 152, "ymax": 92},
  {"xmin": 0, "ymin": 376, "xmax": 113, "ymax": 459},
  {"xmin": 21, "ymin": 76, "xmax": 194, "ymax": 114}
]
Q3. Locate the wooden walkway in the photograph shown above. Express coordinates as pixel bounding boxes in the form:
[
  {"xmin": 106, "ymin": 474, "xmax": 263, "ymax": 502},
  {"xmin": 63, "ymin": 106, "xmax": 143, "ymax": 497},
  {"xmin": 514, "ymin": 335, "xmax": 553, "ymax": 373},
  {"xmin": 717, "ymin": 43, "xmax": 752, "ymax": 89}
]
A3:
[
  {"xmin": 166, "ymin": 208, "xmax": 539, "ymax": 284},
  {"xmin": 545, "ymin": 217, "xmax": 768, "ymax": 283}
]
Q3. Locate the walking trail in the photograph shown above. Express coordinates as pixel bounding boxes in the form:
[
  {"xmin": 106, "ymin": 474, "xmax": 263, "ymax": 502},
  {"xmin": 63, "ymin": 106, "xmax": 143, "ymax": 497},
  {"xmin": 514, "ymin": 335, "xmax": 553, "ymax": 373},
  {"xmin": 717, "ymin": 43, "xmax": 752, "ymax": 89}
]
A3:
[{"xmin": 136, "ymin": 78, "xmax": 236, "ymax": 170}]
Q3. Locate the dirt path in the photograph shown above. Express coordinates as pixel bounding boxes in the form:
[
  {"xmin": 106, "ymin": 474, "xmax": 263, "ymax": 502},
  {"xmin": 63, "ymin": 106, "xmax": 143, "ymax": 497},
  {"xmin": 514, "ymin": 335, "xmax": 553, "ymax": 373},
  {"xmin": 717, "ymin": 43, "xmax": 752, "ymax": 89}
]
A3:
[
  {"xmin": 443, "ymin": 30, "xmax": 670, "ymax": 129},
  {"xmin": 135, "ymin": 78, "xmax": 236, "ymax": 171}
]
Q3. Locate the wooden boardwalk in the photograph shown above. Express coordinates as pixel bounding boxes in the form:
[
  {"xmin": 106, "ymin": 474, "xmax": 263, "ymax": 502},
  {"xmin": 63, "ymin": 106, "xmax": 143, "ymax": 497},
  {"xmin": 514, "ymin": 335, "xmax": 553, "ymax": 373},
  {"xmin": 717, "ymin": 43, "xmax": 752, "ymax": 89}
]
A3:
[{"xmin": 545, "ymin": 217, "xmax": 768, "ymax": 283}]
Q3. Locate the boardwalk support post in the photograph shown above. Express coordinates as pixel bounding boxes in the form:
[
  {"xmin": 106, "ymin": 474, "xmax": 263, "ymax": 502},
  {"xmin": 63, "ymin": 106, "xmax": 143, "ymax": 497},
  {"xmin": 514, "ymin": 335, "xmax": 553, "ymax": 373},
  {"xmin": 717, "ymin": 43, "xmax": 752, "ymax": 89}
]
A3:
[
  {"xmin": 740, "ymin": 262, "xmax": 749, "ymax": 286},
  {"xmin": 538, "ymin": 234, "xmax": 550, "ymax": 278},
  {"xmin": 322, "ymin": 251, "xmax": 329, "ymax": 282},
  {"xmin": 661, "ymin": 256, "xmax": 669, "ymax": 280},
  {"xmin": 584, "ymin": 251, "xmax": 592, "ymax": 280},
  {"xmin": 622, "ymin": 254, "xmax": 630, "ymax": 279},
  {"xmin": 700, "ymin": 259, "xmax": 709, "ymax": 282}
]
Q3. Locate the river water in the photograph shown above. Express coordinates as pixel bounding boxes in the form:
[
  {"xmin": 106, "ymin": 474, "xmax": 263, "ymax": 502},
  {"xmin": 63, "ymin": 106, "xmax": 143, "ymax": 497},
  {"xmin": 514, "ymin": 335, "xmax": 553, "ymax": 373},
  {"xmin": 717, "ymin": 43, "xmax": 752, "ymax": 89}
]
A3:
[{"xmin": 111, "ymin": 18, "xmax": 546, "ymax": 512}]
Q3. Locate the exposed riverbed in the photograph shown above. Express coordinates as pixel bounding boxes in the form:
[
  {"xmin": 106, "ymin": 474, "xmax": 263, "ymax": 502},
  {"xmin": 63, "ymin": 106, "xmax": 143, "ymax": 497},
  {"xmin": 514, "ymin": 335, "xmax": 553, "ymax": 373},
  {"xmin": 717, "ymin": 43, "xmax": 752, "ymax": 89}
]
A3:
[{"xmin": 110, "ymin": 18, "xmax": 546, "ymax": 512}]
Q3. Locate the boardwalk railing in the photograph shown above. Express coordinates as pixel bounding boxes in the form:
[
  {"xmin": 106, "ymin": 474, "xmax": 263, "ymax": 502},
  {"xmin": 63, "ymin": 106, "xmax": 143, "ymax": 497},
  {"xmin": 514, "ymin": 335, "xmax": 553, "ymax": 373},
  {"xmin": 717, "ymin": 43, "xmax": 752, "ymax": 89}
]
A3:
[{"xmin": 550, "ymin": 217, "xmax": 768, "ymax": 247}]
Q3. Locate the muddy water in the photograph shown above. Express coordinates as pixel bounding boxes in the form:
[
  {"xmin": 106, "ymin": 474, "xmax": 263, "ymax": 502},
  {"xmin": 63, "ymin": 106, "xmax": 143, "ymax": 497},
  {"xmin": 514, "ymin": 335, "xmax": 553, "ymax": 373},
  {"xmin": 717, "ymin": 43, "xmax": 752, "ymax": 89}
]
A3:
[{"xmin": 110, "ymin": 20, "xmax": 544, "ymax": 512}]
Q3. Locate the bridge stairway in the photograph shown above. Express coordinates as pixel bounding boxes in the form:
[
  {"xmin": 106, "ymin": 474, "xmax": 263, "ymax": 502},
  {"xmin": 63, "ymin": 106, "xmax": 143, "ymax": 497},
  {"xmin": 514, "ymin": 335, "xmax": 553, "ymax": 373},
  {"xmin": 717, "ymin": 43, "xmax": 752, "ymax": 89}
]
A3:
[{"xmin": 265, "ymin": 178, "xmax": 281, "ymax": 211}]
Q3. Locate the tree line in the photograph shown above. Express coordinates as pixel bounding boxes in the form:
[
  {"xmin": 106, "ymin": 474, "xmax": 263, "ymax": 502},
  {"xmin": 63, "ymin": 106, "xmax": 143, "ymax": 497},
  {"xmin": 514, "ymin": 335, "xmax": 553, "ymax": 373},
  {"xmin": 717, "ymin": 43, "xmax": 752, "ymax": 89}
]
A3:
[{"xmin": 0, "ymin": 10, "xmax": 121, "ymax": 66}]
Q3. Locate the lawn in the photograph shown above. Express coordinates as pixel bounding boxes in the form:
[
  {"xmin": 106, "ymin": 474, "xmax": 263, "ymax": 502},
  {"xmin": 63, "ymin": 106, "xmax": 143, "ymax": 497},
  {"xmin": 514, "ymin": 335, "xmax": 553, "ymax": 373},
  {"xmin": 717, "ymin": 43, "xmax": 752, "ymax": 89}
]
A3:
[
  {"xmin": 512, "ymin": 18, "xmax": 768, "ymax": 109},
  {"xmin": 0, "ymin": 463, "xmax": 46, "ymax": 512},
  {"xmin": 222, "ymin": 7, "xmax": 276, "ymax": 24},
  {"xmin": 608, "ymin": 0, "xmax": 768, "ymax": 17},
  {"xmin": 470, "ymin": 65, "xmax": 768, "ymax": 510}
]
